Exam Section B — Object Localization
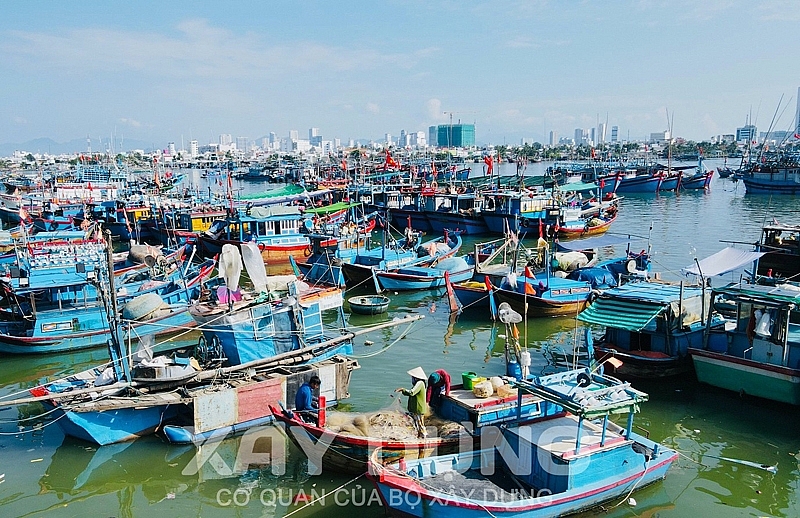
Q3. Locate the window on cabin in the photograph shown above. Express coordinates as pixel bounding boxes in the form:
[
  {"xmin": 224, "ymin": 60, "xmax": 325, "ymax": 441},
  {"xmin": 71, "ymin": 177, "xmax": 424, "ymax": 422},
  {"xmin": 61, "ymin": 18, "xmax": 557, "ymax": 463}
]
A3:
[{"xmin": 257, "ymin": 222, "xmax": 267, "ymax": 236}]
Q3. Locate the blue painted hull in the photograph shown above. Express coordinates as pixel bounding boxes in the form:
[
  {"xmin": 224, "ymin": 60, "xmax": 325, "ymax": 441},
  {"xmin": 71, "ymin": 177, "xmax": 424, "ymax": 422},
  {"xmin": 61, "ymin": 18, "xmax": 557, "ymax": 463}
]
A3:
[
  {"xmin": 369, "ymin": 450, "xmax": 675, "ymax": 518},
  {"xmin": 426, "ymin": 213, "xmax": 488, "ymax": 235},
  {"xmin": 482, "ymin": 213, "xmax": 521, "ymax": 235},
  {"xmin": 47, "ymin": 403, "xmax": 179, "ymax": 445},
  {"xmin": 615, "ymin": 175, "xmax": 662, "ymax": 193},
  {"xmin": 743, "ymin": 177, "xmax": 800, "ymax": 194},
  {"xmin": 0, "ymin": 307, "xmax": 195, "ymax": 354},
  {"xmin": 376, "ymin": 268, "xmax": 473, "ymax": 291}
]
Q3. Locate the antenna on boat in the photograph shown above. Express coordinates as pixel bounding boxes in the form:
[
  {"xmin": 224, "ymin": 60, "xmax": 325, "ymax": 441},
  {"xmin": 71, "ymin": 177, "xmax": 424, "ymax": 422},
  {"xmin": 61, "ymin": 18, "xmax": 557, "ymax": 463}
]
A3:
[{"xmin": 101, "ymin": 229, "xmax": 131, "ymax": 383}]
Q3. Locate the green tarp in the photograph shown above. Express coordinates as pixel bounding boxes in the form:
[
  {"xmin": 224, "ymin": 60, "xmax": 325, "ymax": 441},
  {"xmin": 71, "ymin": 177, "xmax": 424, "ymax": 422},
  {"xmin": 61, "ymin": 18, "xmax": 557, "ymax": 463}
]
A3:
[
  {"xmin": 302, "ymin": 201, "xmax": 361, "ymax": 215},
  {"xmin": 240, "ymin": 184, "xmax": 306, "ymax": 200},
  {"xmin": 577, "ymin": 297, "xmax": 666, "ymax": 332}
]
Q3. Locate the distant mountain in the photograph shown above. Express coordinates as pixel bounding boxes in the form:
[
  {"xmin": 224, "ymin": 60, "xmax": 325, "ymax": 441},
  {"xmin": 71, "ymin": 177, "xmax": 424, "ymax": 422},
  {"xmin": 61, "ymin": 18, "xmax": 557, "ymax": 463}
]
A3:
[{"xmin": 0, "ymin": 137, "xmax": 159, "ymax": 157}]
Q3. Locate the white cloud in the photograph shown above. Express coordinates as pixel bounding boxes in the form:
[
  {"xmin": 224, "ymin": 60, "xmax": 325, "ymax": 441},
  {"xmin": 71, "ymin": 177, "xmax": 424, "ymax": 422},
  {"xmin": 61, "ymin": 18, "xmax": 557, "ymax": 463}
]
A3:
[
  {"xmin": 366, "ymin": 103, "xmax": 380, "ymax": 114},
  {"xmin": 13, "ymin": 116, "xmax": 27, "ymax": 124},
  {"xmin": 119, "ymin": 118, "xmax": 142, "ymax": 128}
]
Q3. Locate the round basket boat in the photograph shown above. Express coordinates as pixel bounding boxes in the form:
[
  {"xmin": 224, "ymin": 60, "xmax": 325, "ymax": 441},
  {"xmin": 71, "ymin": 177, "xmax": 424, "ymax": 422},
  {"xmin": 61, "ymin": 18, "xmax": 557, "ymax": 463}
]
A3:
[{"xmin": 348, "ymin": 295, "xmax": 391, "ymax": 315}]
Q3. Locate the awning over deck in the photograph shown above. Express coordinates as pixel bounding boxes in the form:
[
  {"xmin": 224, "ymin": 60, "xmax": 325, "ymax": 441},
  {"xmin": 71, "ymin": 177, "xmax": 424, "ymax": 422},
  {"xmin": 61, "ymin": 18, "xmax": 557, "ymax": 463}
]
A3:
[
  {"xmin": 577, "ymin": 297, "xmax": 666, "ymax": 332},
  {"xmin": 681, "ymin": 247, "xmax": 764, "ymax": 277}
]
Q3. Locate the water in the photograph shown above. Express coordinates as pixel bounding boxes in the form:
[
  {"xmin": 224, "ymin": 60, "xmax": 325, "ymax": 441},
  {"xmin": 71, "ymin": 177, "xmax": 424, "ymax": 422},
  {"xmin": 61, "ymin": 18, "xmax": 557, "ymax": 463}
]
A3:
[{"xmin": 2, "ymin": 161, "xmax": 800, "ymax": 517}]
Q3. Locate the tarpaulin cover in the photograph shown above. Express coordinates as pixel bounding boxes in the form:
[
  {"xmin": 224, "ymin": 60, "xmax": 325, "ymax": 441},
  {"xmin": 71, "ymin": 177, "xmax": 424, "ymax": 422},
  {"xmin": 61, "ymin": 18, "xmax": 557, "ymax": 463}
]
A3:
[{"xmin": 681, "ymin": 247, "xmax": 764, "ymax": 277}]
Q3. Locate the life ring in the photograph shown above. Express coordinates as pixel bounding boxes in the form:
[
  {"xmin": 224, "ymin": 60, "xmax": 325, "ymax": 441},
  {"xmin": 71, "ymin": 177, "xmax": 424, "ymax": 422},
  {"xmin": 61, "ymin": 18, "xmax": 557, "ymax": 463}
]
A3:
[
  {"xmin": 457, "ymin": 186, "xmax": 466, "ymax": 194},
  {"xmin": 304, "ymin": 244, "xmax": 313, "ymax": 257},
  {"xmin": 49, "ymin": 222, "xmax": 58, "ymax": 232},
  {"xmin": 258, "ymin": 242, "xmax": 266, "ymax": 252},
  {"xmin": 431, "ymin": 180, "xmax": 438, "ymax": 190},
  {"xmin": 421, "ymin": 179, "xmax": 427, "ymax": 188}
]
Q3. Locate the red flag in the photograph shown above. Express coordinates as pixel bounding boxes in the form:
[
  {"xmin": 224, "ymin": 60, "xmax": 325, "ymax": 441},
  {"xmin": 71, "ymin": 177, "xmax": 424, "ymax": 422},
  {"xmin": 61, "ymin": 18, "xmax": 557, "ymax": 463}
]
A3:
[
  {"xmin": 794, "ymin": 133, "xmax": 800, "ymax": 139},
  {"xmin": 340, "ymin": 158, "xmax": 347, "ymax": 170},
  {"xmin": 385, "ymin": 150, "xmax": 399, "ymax": 168},
  {"xmin": 590, "ymin": 147, "xmax": 596, "ymax": 159},
  {"xmin": 483, "ymin": 155, "xmax": 493, "ymax": 175}
]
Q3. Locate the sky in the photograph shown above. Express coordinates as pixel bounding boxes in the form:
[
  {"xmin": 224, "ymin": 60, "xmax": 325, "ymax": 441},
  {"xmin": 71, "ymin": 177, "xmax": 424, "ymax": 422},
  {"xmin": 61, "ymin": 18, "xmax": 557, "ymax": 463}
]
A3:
[{"xmin": 1, "ymin": 0, "xmax": 800, "ymax": 150}]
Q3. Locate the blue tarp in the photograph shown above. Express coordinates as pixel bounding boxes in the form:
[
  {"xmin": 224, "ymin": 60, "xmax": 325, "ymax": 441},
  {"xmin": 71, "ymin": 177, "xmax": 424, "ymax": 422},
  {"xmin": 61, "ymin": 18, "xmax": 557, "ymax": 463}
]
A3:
[{"xmin": 567, "ymin": 267, "xmax": 618, "ymax": 289}]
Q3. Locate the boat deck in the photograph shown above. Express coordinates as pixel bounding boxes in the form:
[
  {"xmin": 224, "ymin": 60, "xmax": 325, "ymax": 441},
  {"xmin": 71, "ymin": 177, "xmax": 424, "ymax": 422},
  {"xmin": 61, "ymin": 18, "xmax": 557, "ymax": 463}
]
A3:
[
  {"xmin": 505, "ymin": 416, "xmax": 629, "ymax": 459},
  {"xmin": 420, "ymin": 467, "xmax": 527, "ymax": 501}
]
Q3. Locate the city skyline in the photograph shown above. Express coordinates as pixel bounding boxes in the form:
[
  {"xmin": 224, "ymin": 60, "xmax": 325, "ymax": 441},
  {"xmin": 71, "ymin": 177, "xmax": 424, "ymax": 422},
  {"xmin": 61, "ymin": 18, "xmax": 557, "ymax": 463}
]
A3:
[{"xmin": 2, "ymin": 1, "xmax": 800, "ymax": 149}]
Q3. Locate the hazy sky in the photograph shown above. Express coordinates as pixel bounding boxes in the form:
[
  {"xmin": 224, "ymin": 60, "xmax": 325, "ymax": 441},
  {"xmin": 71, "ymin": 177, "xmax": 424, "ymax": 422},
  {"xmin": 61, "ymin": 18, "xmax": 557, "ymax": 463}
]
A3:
[{"xmin": 2, "ymin": 1, "xmax": 799, "ymax": 148}]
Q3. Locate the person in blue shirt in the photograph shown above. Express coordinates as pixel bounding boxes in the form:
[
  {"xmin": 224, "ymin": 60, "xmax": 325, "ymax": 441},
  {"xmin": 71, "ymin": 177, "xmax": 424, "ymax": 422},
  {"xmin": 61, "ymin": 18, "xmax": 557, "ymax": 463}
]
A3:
[{"xmin": 295, "ymin": 375, "xmax": 321, "ymax": 425}]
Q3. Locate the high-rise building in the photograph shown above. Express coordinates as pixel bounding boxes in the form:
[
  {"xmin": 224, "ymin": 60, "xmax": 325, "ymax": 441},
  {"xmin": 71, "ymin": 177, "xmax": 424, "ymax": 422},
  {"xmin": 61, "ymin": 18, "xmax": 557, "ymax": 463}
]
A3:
[
  {"xmin": 289, "ymin": 130, "xmax": 299, "ymax": 141},
  {"xmin": 411, "ymin": 131, "xmax": 426, "ymax": 147},
  {"xmin": 167, "ymin": 142, "xmax": 176, "ymax": 155},
  {"xmin": 736, "ymin": 125, "xmax": 758, "ymax": 143},
  {"xmin": 611, "ymin": 126, "xmax": 619, "ymax": 143},
  {"xmin": 236, "ymin": 136, "xmax": 249, "ymax": 153},
  {"xmin": 385, "ymin": 133, "xmax": 393, "ymax": 147},
  {"xmin": 219, "ymin": 134, "xmax": 232, "ymax": 145},
  {"xmin": 189, "ymin": 140, "xmax": 198, "ymax": 157},
  {"xmin": 436, "ymin": 124, "xmax": 475, "ymax": 148},
  {"xmin": 429, "ymin": 126, "xmax": 438, "ymax": 147},
  {"xmin": 597, "ymin": 123, "xmax": 607, "ymax": 144},
  {"xmin": 549, "ymin": 131, "xmax": 558, "ymax": 146},
  {"xmin": 309, "ymin": 128, "xmax": 320, "ymax": 139}
]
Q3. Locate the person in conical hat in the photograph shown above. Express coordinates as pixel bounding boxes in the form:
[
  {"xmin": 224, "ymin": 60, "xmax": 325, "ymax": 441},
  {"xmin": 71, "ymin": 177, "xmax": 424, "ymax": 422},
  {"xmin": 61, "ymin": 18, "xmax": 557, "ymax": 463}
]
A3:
[{"xmin": 396, "ymin": 367, "xmax": 428, "ymax": 438}]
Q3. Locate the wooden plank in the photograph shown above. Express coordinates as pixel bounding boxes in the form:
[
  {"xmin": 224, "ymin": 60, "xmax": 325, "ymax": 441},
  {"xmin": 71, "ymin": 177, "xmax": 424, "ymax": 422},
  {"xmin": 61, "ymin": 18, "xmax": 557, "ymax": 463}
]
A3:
[
  {"xmin": 237, "ymin": 378, "xmax": 285, "ymax": 423},
  {"xmin": 194, "ymin": 388, "xmax": 238, "ymax": 433}
]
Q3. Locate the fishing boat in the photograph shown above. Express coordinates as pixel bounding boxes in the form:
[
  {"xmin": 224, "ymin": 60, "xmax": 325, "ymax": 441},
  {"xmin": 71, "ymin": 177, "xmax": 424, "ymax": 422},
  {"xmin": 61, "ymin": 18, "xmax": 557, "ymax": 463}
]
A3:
[
  {"xmin": 736, "ymin": 159, "xmax": 800, "ymax": 195},
  {"xmin": 0, "ymin": 240, "xmax": 213, "ymax": 354},
  {"xmin": 690, "ymin": 281, "xmax": 800, "ymax": 405},
  {"xmin": 578, "ymin": 281, "xmax": 724, "ymax": 378},
  {"xmin": 195, "ymin": 205, "xmax": 310, "ymax": 262},
  {"xmin": 423, "ymin": 192, "xmax": 489, "ymax": 235},
  {"xmin": 374, "ymin": 255, "xmax": 474, "ymax": 291},
  {"xmin": 680, "ymin": 168, "xmax": 714, "ymax": 190},
  {"xmin": 367, "ymin": 368, "xmax": 678, "ymax": 518},
  {"xmin": 556, "ymin": 206, "xmax": 618, "ymax": 239},
  {"xmin": 341, "ymin": 231, "xmax": 461, "ymax": 291},
  {"xmin": 348, "ymin": 295, "xmax": 390, "ymax": 315},
  {"xmin": 272, "ymin": 370, "xmax": 544, "ymax": 475},
  {"xmin": 753, "ymin": 221, "xmax": 800, "ymax": 280}
]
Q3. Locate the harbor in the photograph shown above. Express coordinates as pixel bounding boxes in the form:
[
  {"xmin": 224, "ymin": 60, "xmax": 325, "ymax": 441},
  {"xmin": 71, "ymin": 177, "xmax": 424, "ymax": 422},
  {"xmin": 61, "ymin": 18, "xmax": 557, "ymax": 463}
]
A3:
[{"xmin": 0, "ymin": 160, "xmax": 798, "ymax": 517}]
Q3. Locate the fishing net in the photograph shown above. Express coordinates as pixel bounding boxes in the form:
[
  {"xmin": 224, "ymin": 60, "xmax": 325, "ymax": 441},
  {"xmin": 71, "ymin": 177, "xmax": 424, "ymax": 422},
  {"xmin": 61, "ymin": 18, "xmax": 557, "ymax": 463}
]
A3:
[{"xmin": 324, "ymin": 399, "xmax": 466, "ymax": 440}]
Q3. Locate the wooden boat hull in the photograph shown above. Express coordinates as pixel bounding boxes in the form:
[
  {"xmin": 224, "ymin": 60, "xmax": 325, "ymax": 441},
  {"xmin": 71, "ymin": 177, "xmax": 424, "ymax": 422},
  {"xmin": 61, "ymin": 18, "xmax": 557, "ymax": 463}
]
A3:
[
  {"xmin": 376, "ymin": 268, "xmax": 473, "ymax": 291},
  {"xmin": 45, "ymin": 402, "xmax": 179, "ymax": 445},
  {"xmin": 367, "ymin": 448, "xmax": 675, "ymax": 518},
  {"xmin": 557, "ymin": 215, "xmax": 616, "ymax": 239},
  {"xmin": 594, "ymin": 346, "xmax": 692, "ymax": 379},
  {"xmin": 197, "ymin": 234, "xmax": 308, "ymax": 263},
  {"xmin": 0, "ymin": 307, "xmax": 196, "ymax": 354},
  {"xmin": 493, "ymin": 288, "xmax": 588, "ymax": 318},
  {"xmin": 690, "ymin": 347, "xmax": 800, "ymax": 404},
  {"xmin": 273, "ymin": 409, "xmax": 462, "ymax": 475},
  {"xmin": 426, "ymin": 212, "xmax": 488, "ymax": 235}
]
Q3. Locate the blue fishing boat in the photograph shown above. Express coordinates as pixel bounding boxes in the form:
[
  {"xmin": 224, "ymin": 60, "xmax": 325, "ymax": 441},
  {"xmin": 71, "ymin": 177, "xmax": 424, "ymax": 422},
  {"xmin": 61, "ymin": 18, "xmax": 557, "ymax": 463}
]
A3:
[
  {"xmin": 195, "ymin": 205, "xmax": 310, "ymax": 263},
  {"xmin": 341, "ymin": 231, "xmax": 461, "ymax": 291},
  {"xmin": 367, "ymin": 368, "xmax": 677, "ymax": 518},
  {"xmin": 0, "ymin": 240, "xmax": 214, "ymax": 354},
  {"xmin": 375, "ymin": 255, "xmax": 474, "ymax": 291},
  {"xmin": 480, "ymin": 191, "xmax": 558, "ymax": 235},
  {"xmin": 690, "ymin": 281, "xmax": 800, "ymax": 405},
  {"xmin": 737, "ymin": 159, "xmax": 800, "ymax": 194},
  {"xmin": 423, "ymin": 192, "xmax": 489, "ymax": 235},
  {"xmin": 578, "ymin": 281, "xmax": 724, "ymax": 378}
]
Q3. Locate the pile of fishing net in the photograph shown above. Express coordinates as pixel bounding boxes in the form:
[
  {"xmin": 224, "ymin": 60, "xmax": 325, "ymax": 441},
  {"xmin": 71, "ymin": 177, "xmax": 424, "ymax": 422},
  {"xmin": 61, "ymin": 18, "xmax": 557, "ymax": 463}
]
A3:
[{"xmin": 323, "ymin": 400, "xmax": 466, "ymax": 440}]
